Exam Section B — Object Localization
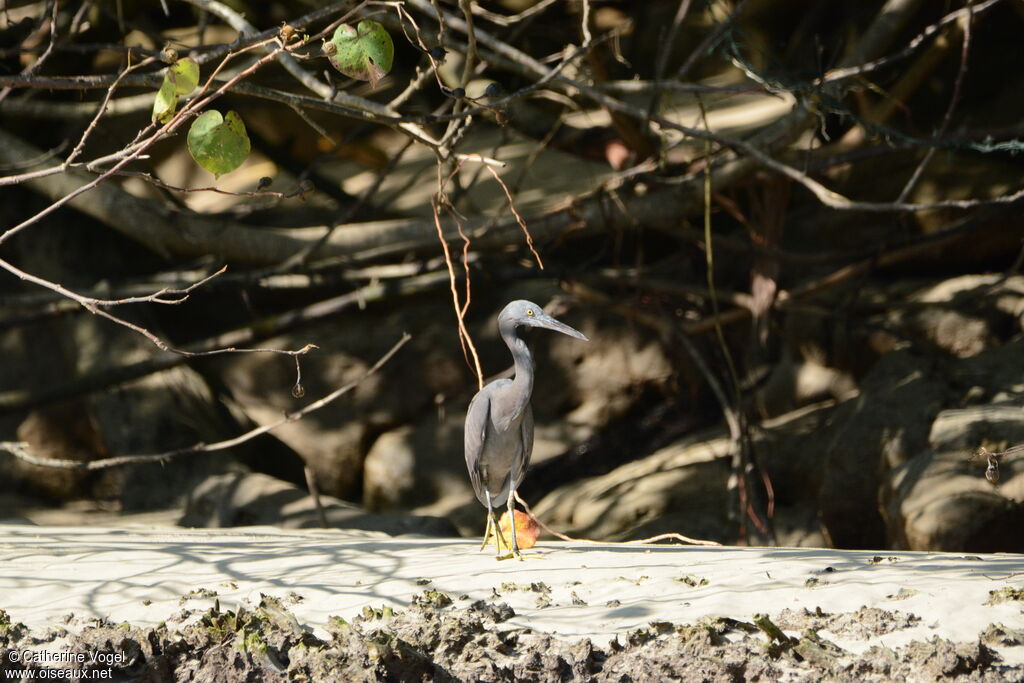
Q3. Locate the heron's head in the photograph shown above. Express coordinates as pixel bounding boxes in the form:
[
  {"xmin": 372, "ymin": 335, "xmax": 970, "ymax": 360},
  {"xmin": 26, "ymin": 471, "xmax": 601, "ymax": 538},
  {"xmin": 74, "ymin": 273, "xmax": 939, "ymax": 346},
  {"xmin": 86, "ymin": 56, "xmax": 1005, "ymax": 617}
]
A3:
[{"xmin": 499, "ymin": 300, "xmax": 588, "ymax": 340}]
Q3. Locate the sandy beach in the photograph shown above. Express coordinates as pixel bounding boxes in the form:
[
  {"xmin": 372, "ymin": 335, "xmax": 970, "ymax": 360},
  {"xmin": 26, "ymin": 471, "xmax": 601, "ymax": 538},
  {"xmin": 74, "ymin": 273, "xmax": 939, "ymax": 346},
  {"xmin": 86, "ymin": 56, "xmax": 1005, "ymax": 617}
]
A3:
[{"xmin": 1, "ymin": 524, "xmax": 1022, "ymax": 680}]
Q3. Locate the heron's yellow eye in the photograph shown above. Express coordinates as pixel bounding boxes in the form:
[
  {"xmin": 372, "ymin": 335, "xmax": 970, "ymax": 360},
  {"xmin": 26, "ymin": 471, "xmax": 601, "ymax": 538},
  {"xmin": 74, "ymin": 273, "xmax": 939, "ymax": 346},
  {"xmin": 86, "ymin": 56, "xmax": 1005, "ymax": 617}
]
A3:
[{"xmin": 526, "ymin": 309, "xmax": 534, "ymax": 316}]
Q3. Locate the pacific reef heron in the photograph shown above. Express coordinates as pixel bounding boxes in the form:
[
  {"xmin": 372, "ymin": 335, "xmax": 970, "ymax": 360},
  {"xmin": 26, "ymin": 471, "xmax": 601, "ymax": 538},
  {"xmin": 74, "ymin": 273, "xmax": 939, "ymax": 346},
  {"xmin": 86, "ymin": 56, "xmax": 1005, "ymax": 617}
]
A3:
[{"xmin": 464, "ymin": 300, "xmax": 588, "ymax": 559}]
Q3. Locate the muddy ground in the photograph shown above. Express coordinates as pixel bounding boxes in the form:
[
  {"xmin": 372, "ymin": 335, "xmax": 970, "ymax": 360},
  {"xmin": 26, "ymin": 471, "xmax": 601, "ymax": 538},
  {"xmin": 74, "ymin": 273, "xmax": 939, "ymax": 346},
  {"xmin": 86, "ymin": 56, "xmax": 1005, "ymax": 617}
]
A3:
[{"xmin": 2, "ymin": 592, "xmax": 1021, "ymax": 682}]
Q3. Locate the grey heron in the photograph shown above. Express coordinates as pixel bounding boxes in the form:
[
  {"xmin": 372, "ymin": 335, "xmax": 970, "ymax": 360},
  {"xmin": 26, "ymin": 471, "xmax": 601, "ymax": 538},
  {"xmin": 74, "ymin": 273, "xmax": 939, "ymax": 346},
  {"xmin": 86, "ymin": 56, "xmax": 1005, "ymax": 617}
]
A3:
[{"xmin": 464, "ymin": 300, "xmax": 588, "ymax": 559}]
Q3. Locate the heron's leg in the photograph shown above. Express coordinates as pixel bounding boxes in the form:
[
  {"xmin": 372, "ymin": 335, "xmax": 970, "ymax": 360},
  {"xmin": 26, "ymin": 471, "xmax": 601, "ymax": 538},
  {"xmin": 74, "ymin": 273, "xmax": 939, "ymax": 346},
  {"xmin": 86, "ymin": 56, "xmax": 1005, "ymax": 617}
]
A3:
[
  {"xmin": 480, "ymin": 491, "xmax": 493, "ymax": 551},
  {"xmin": 489, "ymin": 508, "xmax": 505, "ymax": 556},
  {"xmin": 507, "ymin": 487, "xmax": 521, "ymax": 560},
  {"xmin": 479, "ymin": 510, "xmax": 493, "ymax": 551},
  {"xmin": 480, "ymin": 491, "xmax": 505, "ymax": 554},
  {"xmin": 480, "ymin": 510, "xmax": 505, "ymax": 552}
]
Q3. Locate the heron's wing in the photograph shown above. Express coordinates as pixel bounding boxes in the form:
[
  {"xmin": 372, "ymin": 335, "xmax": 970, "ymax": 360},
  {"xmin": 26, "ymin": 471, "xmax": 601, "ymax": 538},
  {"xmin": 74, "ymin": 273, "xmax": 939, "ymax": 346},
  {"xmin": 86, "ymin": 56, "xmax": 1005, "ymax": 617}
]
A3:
[
  {"xmin": 513, "ymin": 403, "xmax": 534, "ymax": 490},
  {"xmin": 464, "ymin": 389, "xmax": 491, "ymax": 503}
]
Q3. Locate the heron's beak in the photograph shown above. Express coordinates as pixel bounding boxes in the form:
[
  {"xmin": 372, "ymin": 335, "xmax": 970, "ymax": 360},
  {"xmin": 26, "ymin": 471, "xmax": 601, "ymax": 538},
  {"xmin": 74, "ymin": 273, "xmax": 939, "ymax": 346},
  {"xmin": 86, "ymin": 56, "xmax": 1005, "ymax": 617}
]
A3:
[{"xmin": 532, "ymin": 314, "xmax": 588, "ymax": 341}]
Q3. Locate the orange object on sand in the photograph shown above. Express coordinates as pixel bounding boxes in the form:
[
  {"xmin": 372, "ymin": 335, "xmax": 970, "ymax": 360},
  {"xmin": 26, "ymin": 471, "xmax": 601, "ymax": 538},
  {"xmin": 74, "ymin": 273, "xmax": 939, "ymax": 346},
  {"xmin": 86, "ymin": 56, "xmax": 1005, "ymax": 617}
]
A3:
[{"xmin": 496, "ymin": 510, "xmax": 540, "ymax": 550}]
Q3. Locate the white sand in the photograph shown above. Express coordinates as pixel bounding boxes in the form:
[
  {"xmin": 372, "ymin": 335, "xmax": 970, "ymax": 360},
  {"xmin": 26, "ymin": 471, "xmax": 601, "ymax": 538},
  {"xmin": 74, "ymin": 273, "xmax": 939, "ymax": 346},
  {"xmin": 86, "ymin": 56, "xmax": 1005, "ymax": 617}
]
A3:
[{"xmin": 1, "ymin": 524, "xmax": 1022, "ymax": 664}]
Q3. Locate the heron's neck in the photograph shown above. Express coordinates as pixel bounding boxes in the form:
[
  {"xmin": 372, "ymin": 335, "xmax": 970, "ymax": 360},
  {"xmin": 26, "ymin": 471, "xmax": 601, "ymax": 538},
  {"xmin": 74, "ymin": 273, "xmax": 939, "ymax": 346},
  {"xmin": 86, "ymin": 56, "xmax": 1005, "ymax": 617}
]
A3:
[{"xmin": 503, "ymin": 327, "xmax": 534, "ymax": 420}]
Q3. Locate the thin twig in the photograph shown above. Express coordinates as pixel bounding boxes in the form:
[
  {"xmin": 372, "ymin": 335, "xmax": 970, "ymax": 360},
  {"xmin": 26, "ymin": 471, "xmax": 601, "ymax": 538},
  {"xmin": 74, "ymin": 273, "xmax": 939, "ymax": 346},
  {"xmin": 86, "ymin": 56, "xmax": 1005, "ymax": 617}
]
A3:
[
  {"xmin": 305, "ymin": 466, "xmax": 329, "ymax": 528},
  {"xmin": 0, "ymin": 33, "xmax": 287, "ymax": 245},
  {"xmin": 676, "ymin": 0, "xmax": 752, "ymax": 79},
  {"xmin": 481, "ymin": 164, "xmax": 543, "ymax": 269},
  {"xmin": 183, "ymin": 0, "xmax": 442, "ymax": 150},
  {"xmin": 819, "ymin": 0, "xmax": 1000, "ymax": 84},
  {"xmin": 92, "ymin": 169, "xmax": 305, "ymax": 200},
  {"xmin": 471, "ymin": 0, "xmax": 558, "ymax": 26},
  {"xmin": 896, "ymin": 1, "xmax": 973, "ymax": 202},
  {"xmin": 648, "ymin": 0, "xmax": 694, "ymax": 126},
  {"xmin": 408, "ymin": 0, "xmax": 1024, "ymax": 214},
  {"xmin": 457, "ymin": 0, "xmax": 477, "ymax": 87},
  {"xmin": 0, "ymin": 141, "xmax": 68, "ymax": 172},
  {"xmin": 968, "ymin": 444, "xmax": 1023, "ymax": 485},
  {"xmin": 0, "ymin": 273, "xmax": 448, "ymax": 415},
  {"xmin": 579, "ymin": 0, "xmax": 593, "ymax": 45},
  {"xmin": 0, "ymin": 0, "xmax": 60, "ymax": 105},
  {"xmin": 697, "ymin": 96, "xmax": 772, "ymax": 543},
  {"xmin": 64, "ymin": 55, "xmax": 157, "ymax": 168},
  {"xmin": 290, "ymin": 136, "xmax": 418, "ymax": 268},
  {"xmin": 433, "ymin": 199, "xmax": 484, "ymax": 389},
  {"xmin": 514, "ymin": 492, "xmax": 720, "ymax": 546},
  {"xmin": 655, "ymin": 0, "xmax": 693, "ymax": 81},
  {"xmin": 0, "ymin": 37, "xmax": 327, "ymax": 359}
]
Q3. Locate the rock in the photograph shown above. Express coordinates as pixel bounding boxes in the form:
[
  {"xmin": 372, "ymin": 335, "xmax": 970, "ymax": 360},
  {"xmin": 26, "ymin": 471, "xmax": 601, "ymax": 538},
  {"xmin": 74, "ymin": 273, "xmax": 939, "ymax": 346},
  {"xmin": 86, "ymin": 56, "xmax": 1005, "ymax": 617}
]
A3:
[
  {"xmin": 211, "ymin": 297, "xmax": 467, "ymax": 501},
  {"xmin": 551, "ymin": 309, "xmax": 673, "ymax": 431},
  {"xmin": 10, "ymin": 401, "xmax": 104, "ymax": 500},
  {"xmin": 0, "ymin": 298, "xmax": 74, "ymax": 490},
  {"xmin": 729, "ymin": 401, "xmax": 835, "ymax": 547},
  {"xmin": 772, "ymin": 502, "xmax": 828, "ymax": 548},
  {"xmin": 216, "ymin": 345, "xmax": 390, "ymax": 502},
  {"xmin": 951, "ymin": 333, "xmax": 1024, "ymax": 403},
  {"xmin": 881, "ymin": 275, "xmax": 1024, "ymax": 358},
  {"xmin": 530, "ymin": 400, "xmax": 837, "ymax": 545},
  {"xmin": 881, "ymin": 448, "xmax": 1024, "ymax": 552},
  {"xmin": 754, "ymin": 352, "xmax": 858, "ymax": 419},
  {"xmin": 0, "ymin": 211, "xmax": 245, "ymax": 511},
  {"xmin": 756, "ymin": 400, "xmax": 836, "ymax": 506},
  {"xmin": 928, "ymin": 405, "xmax": 1024, "ymax": 452},
  {"xmin": 362, "ymin": 426, "xmax": 417, "ymax": 512},
  {"xmin": 880, "ymin": 399, "xmax": 1024, "ymax": 552},
  {"xmin": 531, "ymin": 433, "xmax": 734, "ymax": 542},
  {"xmin": 181, "ymin": 471, "xmax": 459, "ymax": 537},
  {"xmin": 84, "ymin": 363, "xmax": 238, "ymax": 511},
  {"xmin": 3, "ymin": 314, "xmax": 238, "ymax": 510},
  {"xmin": 817, "ymin": 349, "xmax": 949, "ymax": 549},
  {"xmin": 363, "ymin": 416, "xmax": 473, "ymax": 518}
]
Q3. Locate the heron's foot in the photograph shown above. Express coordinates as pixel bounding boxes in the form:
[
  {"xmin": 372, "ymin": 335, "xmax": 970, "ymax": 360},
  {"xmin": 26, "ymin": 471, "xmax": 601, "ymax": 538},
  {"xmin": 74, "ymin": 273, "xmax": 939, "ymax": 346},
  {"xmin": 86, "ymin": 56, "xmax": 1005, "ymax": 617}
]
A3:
[
  {"xmin": 495, "ymin": 546, "xmax": 521, "ymax": 561},
  {"xmin": 496, "ymin": 536, "xmax": 523, "ymax": 561},
  {"xmin": 481, "ymin": 512, "xmax": 515, "ymax": 554},
  {"xmin": 496, "ymin": 550, "xmax": 542, "ymax": 561},
  {"xmin": 492, "ymin": 529, "xmax": 513, "ymax": 557}
]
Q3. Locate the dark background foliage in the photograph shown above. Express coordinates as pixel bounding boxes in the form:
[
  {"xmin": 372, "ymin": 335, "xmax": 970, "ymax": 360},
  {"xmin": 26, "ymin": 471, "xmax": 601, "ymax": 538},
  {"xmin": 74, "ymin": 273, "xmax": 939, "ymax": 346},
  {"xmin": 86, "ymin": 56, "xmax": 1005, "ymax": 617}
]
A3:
[{"xmin": 1, "ymin": 0, "xmax": 1022, "ymax": 552}]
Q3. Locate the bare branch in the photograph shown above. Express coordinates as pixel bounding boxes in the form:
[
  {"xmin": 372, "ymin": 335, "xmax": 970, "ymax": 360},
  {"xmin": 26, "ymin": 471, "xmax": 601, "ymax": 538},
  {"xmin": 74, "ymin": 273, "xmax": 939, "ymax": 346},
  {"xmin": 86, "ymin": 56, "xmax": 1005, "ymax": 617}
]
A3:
[
  {"xmin": 480, "ymin": 163, "xmax": 542, "ymax": 269},
  {"xmin": 433, "ymin": 200, "xmax": 484, "ymax": 389},
  {"xmin": 896, "ymin": 2, "xmax": 974, "ymax": 202},
  {"xmin": 514, "ymin": 492, "xmax": 721, "ymax": 547},
  {"xmin": 820, "ymin": 0, "xmax": 1001, "ymax": 84},
  {"xmin": 0, "ymin": 272, "xmax": 447, "ymax": 415},
  {"xmin": 0, "ymin": 33, "xmax": 289, "ymax": 244},
  {"xmin": 470, "ymin": 0, "xmax": 558, "ymax": 26},
  {"xmin": 0, "ymin": 333, "xmax": 410, "ymax": 470},
  {"xmin": 63, "ymin": 56, "xmax": 158, "ymax": 168},
  {"xmin": 408, "ymin": 0, "xmax": 1024, "ymax": 214},
  {"xmin": 676, "ymin": 0, "xmax": 752, "ymax": 79},
  {"xmin": 0, "ymin": 0, "xmax": 60, "ymax": 105}
]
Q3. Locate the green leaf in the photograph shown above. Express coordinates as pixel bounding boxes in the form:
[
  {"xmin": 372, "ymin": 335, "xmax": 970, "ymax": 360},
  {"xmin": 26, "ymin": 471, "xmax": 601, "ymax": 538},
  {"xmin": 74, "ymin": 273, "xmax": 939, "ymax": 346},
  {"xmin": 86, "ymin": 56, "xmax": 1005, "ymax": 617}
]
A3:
[
  {"xmin": 168, "ymin": 57, "xmax": 200, "ymax": 95},
  {"xmin": 152, "ymin": 57, "xmax": 200, "ymax": 123},
  {"xmin": 324, "ymin": 21, "xmax": 394, "ymax": 88},
  {"xmin": 187, "ymin": 110, "xmax": 251, "ymax": 178},
  {"xmin": 152, "ymin": 79, "xmax": 177, "ymax": 124}
]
